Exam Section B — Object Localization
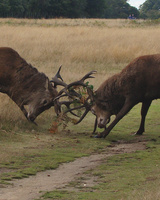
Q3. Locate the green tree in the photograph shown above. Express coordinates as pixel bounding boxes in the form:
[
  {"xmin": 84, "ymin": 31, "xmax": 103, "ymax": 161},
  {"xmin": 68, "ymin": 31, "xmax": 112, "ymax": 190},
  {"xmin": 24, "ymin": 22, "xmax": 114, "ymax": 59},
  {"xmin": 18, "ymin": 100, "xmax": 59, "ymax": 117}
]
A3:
[
  {"xmin": 8, "ymin": 0, "xmax": 25, "ymax": 17},
  {"xmin": 66, "ymin": 0, "xmax": 87, "ymax": 18},
  {"xmin": 105, "ymin": 0, "xmax": 139, "ymax": 18},
  {"xmin": 86, "ymin": 0, "xmax": 106, "ymax": 18},
  {"xmin": 0, "ymin": 0, "xmax": 10, "ymax": 17},
  {"xmin": 28, "ymin": 0, "xmax": 51, "ymax": 18},
  {"xmin": 140, "ymin": 0, "xmax": 160, "ymax": 19},
  {"xmin": 0, "ymin": 0, "xmax": 140, "ymax": 19},
  {"xmin": 48, "ymin": 0, "xmax": 87, "ymax": 18}
]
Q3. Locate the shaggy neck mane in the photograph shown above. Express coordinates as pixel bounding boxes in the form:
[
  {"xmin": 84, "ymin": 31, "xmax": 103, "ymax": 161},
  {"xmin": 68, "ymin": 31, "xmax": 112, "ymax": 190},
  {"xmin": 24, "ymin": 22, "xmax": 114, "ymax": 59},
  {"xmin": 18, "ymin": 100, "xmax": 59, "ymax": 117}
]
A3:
[
  {"xmin": 96, "ymin": 74, "xmax": 125, "ymax": 114},
  {"xmin": 15, "ymin": 59, "xmax": 48, "ymax": 91},
  {"xmin": 97, "ymin": 74, "xmax": 120, "ymax": 99}
]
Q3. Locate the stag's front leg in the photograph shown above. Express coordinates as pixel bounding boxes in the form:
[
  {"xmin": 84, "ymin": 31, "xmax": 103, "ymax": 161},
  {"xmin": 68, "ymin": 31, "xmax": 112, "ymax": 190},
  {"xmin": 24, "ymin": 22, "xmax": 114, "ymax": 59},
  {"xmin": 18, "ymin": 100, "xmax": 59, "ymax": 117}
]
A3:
[
  {"xmin": 92, "ymin": 117, "xmax": 97, "ymax": 135},
  {"xmin": 95, "ymin": 99, "xmax": 134, "ymax": 138},
  {"xmin": 94, "ymin": 127, "xmax": 108, "ymax": 138}
]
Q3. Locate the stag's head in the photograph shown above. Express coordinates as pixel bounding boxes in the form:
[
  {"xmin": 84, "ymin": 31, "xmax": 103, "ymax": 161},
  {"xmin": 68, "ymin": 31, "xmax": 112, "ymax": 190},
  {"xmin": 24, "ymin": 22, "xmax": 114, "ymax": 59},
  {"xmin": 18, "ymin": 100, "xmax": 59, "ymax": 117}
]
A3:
[
  {"xmin": 27, "ymin": 81, "xmax": 56, "ymax": 121},
  {"xmin": 85, "ymin": 88, "xmax": 111, "ymax": 129},
  {"xmin": 91, "ymin": 103, "xmax": 111, "ymax": 129},
  {"xmin": 53, "ymin": 70, "xmax": 112, "ymax": 132},
  {"xmin": 27, "ymin": 67, "xmax": 63, "ymax": 122}
]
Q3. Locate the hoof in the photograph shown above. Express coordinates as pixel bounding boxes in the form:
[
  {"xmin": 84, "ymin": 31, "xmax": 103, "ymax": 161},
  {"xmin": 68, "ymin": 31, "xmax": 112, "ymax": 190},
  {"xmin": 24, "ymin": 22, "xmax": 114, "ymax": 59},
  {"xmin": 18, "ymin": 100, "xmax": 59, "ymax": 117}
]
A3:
[
  {"xmin": 130, "ymin": 132, "xmax": 143, "ymax": 136},
  {"xmin": 32, "ymin": 121, "xmax": 38, "ymax": 126},
  {"xmin": 130, "ymin": 132, "xmax": 136, "ymax": 136},
  {"xmin": 93, "ymin": 134, "xmax": 103, "ymax": 138},
  {"xmin": 135, "ymin": 132, "xmax": 143, "ymax": 136}
]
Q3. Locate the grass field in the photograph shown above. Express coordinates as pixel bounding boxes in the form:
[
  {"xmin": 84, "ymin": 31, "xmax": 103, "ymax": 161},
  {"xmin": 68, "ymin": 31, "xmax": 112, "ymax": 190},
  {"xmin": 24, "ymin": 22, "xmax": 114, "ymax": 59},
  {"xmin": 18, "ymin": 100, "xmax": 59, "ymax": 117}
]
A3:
[{"xmin": 0, "ymin": 18, "xmax": 160, "ymax": 200}]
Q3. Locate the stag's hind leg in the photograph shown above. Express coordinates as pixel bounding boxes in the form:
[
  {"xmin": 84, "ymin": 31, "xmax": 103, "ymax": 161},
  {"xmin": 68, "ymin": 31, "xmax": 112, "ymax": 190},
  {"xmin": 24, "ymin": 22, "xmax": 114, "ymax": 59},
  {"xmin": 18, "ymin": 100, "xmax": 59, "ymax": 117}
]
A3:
[{"xmin": 136, "ymin": 100, "xmax": 152, "ymax": 135}]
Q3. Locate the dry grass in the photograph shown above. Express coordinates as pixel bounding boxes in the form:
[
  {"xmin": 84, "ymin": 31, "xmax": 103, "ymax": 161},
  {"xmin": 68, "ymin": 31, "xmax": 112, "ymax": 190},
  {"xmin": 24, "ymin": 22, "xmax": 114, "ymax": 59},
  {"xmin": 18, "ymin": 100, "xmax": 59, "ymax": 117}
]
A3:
[
  {"xmin": 0, "ymin": 18, "xmax": 145, "ymax": 28},
  {"xmin": 0, "ymin": 18, "xmax": 160, "ymax": 120},
  {"xmin": 0, "ymin": 19, "xmax": 160, "ymax": 200}
]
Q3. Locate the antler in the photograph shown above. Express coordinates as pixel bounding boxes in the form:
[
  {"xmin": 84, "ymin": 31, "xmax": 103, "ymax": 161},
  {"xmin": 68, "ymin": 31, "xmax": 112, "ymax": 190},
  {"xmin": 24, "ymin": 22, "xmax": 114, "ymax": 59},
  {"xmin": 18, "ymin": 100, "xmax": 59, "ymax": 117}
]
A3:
[
  {"xmin": 54, "ymin": 70, "xmax": 96, "ymax": 124},
  {"xmin": 51, "ymin": 66, "xmax": 67, "ymax": 88},
  {"xmin": 55, "ymin": 70, "xmax": 97, "ymax": 100},
  {"xmin": 67, "ymin": 70, "xmax": 97, "ymax": 88},
  {"xmin": 63, "ymin": 96, "xmax": 92, "ymax": 124},
  {"xmin": 58, "ymin": 100, "xmax": 80, "ymax": 117},
  {"xmin": 51, "ymin": 67, "xmax": 96, "ymax": 124}
]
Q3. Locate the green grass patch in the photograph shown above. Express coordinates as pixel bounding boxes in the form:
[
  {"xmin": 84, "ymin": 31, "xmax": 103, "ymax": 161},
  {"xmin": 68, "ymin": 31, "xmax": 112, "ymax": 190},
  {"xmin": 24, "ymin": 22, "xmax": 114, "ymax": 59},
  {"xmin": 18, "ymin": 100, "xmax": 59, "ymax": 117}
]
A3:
[
  {"xmin": 0, "ymin": 89, "xmax": 160, "ymax": 198},
  {"xmin": 0, "ymin": 116, "xmax": 110, "ymax": 183},
  {"xmin": 1, "ymin": 101, "xmax": 160, "ymax": 184},
  {"xmin": 39, "ymin": 139, "xmax": 160, "ymax": 200},
  {"xmin": 35, "ymin": 100, "xmax": 160, "ymax": 200}
]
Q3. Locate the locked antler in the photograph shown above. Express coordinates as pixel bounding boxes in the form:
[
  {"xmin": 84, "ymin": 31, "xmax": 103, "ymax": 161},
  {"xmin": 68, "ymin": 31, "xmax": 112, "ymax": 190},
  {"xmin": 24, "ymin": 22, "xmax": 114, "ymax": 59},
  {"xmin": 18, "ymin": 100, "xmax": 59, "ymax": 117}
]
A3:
[{"xmin": 53, "ymin": 69, "xmax": 96, "ymax": 122}]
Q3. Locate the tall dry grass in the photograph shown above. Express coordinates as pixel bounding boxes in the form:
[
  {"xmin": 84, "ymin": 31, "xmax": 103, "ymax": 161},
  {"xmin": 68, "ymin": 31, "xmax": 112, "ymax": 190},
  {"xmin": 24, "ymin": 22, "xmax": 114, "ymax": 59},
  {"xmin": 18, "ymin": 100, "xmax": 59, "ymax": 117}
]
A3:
[{"xmin": 0, "ymin": 18, "xmax": 160, "ymax": 121}]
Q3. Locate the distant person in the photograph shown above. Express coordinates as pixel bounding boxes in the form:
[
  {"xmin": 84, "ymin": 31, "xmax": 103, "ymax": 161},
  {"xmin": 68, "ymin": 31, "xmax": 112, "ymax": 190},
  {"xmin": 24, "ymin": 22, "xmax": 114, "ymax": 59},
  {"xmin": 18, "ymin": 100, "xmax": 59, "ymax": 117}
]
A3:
[
  {"xmin": 128, "ymin": 14, "xmax": 132, "ymax": 19},
  {"xmin": 128, "ymin": 14, "xmax": 136, "ymax": 20}
]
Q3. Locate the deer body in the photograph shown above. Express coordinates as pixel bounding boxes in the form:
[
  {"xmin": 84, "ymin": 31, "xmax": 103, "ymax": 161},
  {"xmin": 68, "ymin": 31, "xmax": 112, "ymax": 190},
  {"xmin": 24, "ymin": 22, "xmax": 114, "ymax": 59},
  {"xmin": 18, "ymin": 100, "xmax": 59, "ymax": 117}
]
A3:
[
  {"xmin": 0, "ymin": 47, "xmax": 59, "ymax": 122},
  {"xmin": 91, "ymin": 54, "xmax": 160, "ymax": 137}
]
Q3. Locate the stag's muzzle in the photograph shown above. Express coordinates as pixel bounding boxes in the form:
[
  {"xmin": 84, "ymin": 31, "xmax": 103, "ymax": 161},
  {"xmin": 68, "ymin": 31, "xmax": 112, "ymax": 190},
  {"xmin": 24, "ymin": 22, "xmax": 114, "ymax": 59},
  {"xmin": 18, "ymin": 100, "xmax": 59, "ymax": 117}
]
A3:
[
  {"xmin": 27, "ymin": 113, "xmax": 36, "ymax": 122},
  {"xmin": 97, "ymin": 118, "xmax": 110, "ymax": 129}
]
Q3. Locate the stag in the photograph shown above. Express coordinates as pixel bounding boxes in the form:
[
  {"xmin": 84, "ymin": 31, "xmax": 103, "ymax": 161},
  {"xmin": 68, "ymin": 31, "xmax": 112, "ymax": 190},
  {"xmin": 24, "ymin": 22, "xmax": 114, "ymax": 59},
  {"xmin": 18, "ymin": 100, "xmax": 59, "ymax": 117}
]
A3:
[
  {"xmin": 0, "ymin": 47, "xmax": 63, "ymax": 123},
  {"xmin": 56, "ymin": 54, "xmax": 160, "ymax": 138}
]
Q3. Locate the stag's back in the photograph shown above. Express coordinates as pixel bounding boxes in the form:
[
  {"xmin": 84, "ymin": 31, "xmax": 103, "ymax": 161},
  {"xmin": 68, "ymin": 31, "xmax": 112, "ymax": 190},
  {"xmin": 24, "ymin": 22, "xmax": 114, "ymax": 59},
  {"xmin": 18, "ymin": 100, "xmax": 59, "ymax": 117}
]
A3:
[
  {"xmin": 0, "ymin": 47, "xmax": 40, "ymax": 95},
  {"xmin": 0, "ymin": 48, "xmax": 26, "ymax": 89},
  {"xmin": 120, "ymin": 54, "xmax": 160, "ymax": 100},
  {"xmin": 97, "ymin": 54, "xmax": 160, "ymax": 103}
]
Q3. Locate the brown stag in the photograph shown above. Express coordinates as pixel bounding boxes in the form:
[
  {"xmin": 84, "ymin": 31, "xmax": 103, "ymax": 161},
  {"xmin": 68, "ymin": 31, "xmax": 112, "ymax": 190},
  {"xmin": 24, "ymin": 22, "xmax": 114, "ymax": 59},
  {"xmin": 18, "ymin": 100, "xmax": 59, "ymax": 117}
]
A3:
[
  {"xmin": 0, "ymin": 47, "xmax": 63, "ymax": 123},
  {"xmin": 56, "ymin": 54, "xmax": 160, "ymax": 138}
]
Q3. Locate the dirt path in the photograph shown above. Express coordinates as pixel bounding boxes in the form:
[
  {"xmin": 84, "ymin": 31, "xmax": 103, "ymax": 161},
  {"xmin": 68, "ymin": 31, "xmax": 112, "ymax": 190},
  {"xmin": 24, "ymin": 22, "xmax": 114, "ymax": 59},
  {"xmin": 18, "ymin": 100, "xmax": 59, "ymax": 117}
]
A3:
[{"xmin": 0, "ymin": 141, "xmax": 146, "ymax": 200}]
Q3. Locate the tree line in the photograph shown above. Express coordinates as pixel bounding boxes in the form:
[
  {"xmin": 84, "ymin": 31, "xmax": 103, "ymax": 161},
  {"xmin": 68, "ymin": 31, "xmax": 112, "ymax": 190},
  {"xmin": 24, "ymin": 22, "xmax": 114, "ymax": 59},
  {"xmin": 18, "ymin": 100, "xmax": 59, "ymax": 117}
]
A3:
[
  {"xmin": 0, "ymin": 0, "xmax": 159, "ymax": 19},
  {"xmin": 140, "ymin": 0, "xmax": 160, "ymax": 19},
  {"xmin": 0, "ymin": 0, "xmax": 138, "ymax": 19}
]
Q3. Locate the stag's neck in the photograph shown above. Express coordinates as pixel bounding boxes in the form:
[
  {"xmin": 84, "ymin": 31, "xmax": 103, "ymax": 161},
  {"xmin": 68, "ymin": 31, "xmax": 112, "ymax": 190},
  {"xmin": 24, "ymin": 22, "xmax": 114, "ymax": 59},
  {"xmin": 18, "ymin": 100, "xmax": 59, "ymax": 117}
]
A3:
[
  {"xmin": 97, "ymin": 74, "xmax": 122, "ymax": 98},
  {"xmin": 10, "ymin": 63, "xmax": 48, "ymax": 105},
  {"xmin": 96, "ymin": 74, "xmax": 125, "ymax": 114}
]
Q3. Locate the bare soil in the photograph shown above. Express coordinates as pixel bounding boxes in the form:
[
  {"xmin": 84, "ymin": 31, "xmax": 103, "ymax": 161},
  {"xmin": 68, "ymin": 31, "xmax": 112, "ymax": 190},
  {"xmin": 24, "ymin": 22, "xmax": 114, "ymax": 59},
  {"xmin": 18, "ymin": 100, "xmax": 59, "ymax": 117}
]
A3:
[{"xmin": 0, "ymin": 141, "xmax": 146, "ymax": 200}]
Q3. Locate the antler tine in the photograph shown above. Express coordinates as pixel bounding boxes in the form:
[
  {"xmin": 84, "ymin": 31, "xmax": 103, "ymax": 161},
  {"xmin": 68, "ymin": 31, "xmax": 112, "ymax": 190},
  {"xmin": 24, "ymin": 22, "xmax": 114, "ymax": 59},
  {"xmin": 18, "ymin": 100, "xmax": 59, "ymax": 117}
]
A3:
[
  {"xmin": 55, "ymin": 65, "xmax": 63, "ymax": 81},
  {"xmin": 51, "ymin": 66, "xmax": 67, "ymax": 88},
  {"xmin": 80, "ymin": 70, "xmax": 97, "ymax": 82},
  {"xmin": 64, "ymin": 97, "xmax": 91, "ymax": 124},
  {"xmin": 74, "ymin": 108, "xmax": 90, "ymax": 124},
  {"xmin": 58, "ymin": 87, "xmax": 81, "ymax": 98},
  {"xmin": 54, "ymin": 87, "xmax": 81, "ymax": 102},
  {"xmin": 59, "ymin": 100, "xmax": 81, "ymax": 117},
  {"xmin": 54, "ymin": 93, "xmax": 69, "ymax": 101},
  {"xmin": 64, "ymin": 104, "xmax": 85, "ymax": 114},
  {"xmin": 67, "ymin": 70, "xmax": 97, "ymax": 89}
]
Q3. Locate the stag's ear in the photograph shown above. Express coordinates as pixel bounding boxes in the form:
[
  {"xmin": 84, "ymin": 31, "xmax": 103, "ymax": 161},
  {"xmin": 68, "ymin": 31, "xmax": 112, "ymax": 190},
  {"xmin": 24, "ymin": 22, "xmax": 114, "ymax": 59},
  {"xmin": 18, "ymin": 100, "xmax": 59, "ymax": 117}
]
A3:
[
  {"xmin": 45, "ymin": 79, "xmax": 49, "ymax": 90},
  {"xmin": 87, "ymin": 87, "xmax": 95, "ymax": 102}
]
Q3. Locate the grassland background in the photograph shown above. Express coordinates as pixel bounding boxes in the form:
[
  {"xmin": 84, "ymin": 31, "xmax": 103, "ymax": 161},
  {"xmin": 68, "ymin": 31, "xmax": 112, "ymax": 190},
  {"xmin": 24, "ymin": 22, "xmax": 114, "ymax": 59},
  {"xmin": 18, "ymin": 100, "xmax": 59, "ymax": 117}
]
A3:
[
  {"xmin": 0, "ymin": 18, "xmax": 160, "ymax": 200},
  {"xmin": 0, "ymin": 18, "xmax": 160, "ymax": 122}
]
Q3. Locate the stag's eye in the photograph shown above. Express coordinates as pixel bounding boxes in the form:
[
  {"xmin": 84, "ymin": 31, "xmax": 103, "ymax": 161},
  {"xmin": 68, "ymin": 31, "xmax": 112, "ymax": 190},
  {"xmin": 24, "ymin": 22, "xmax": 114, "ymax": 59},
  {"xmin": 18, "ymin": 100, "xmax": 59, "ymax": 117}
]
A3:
[
  {"xmin": 42, "ymin": 100, "xmax": 48, "ymax": 106},
  {"xmin": 91, "ymin": 108, "xmax": 96, "ymax": 115}
]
